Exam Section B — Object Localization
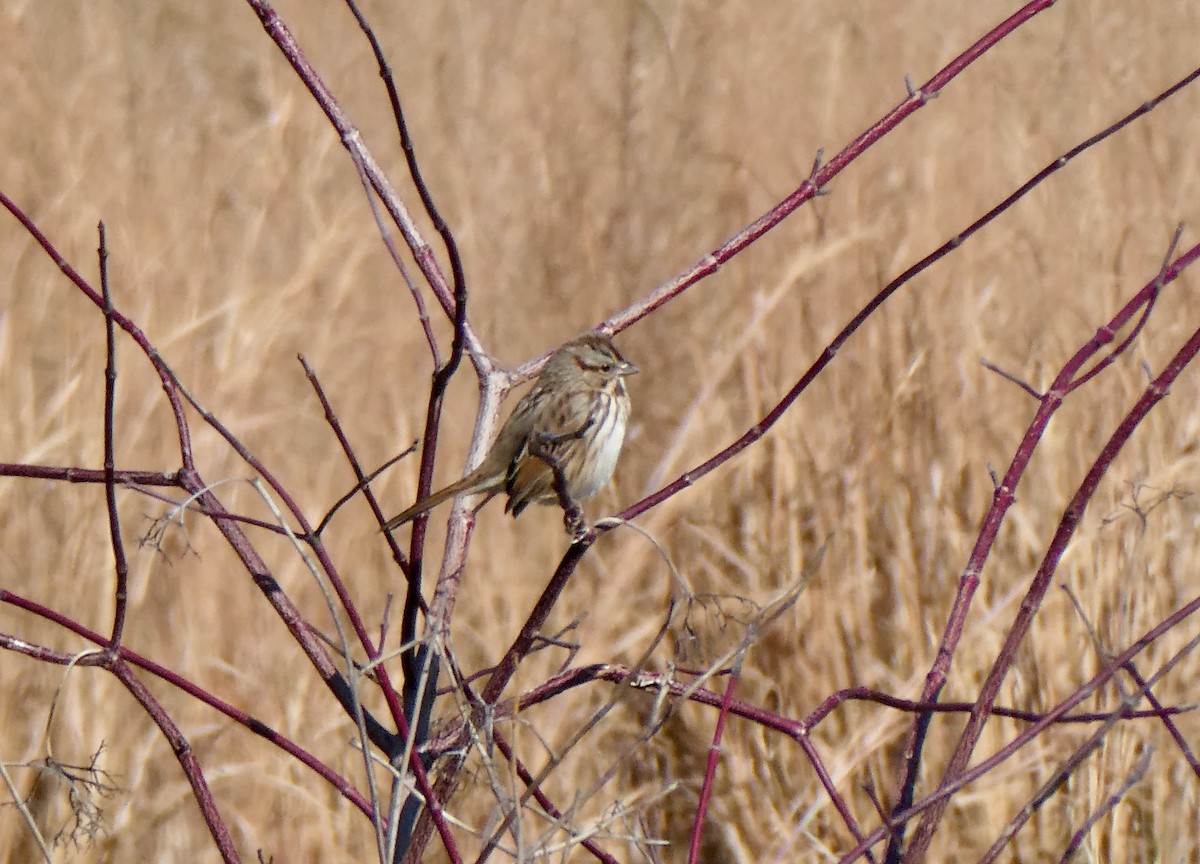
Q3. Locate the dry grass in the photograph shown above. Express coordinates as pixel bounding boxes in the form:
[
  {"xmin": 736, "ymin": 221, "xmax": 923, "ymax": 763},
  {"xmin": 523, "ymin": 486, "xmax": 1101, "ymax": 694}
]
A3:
[{"xmin": 3, "ymin": 1, "xmax": 1200, "ymax": 861}]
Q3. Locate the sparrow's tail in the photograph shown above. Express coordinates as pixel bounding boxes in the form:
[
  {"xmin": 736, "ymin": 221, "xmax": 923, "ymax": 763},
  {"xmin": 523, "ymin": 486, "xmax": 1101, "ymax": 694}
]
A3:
[{"xmin": 381, "ymin": 471, "xmax": 497, "ymax": 530}]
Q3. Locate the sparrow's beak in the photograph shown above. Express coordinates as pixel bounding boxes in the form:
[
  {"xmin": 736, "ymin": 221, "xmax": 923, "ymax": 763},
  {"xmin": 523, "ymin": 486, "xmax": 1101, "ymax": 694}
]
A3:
[{"xmin": 619, "ymin": 360, "xmax": 639, "ymax": 376}]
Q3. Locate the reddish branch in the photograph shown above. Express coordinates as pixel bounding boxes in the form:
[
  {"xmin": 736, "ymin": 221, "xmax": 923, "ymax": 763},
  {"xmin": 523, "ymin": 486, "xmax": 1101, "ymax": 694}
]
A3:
[
  {"xmin": 885, "ymin": 58, "xmax": 1200, "ymax": 859},
  {"xmin": 687, "ymin": 664, "xmax": 743, "ymax": 864},
  {"xmin": 835, "ymin": 584, "xmax": 1200, "ymax": 862},
  {"xmin": 901, "ymin": 279, "xmax": 1200, "ymax": 860},
  {"xmin": 0, "ymin": 191, "xmax": 457, "ymax": 859},
  {"xmin": 499, "ymin": 665, "xmax": 1190, "ymax": 743},
  {"xmin": 974, "ymin": 631, "xmax": 1197, "ymax": 864},
  {"xmin": 108, "ymin": 662, "xmax": 241, "ymax": 862},
  {"xmin": 544, "ymin": 2, "xmax": 1066, "ymax": 358},
  {"xmin": 4, "ymin": 0, "xmax": 1197, "ymax": 860},
  {"xmin": 0, "ymin": 464, "xmax": 179, "ymax": 484},
  {"xmin": 0, "ymin": 589, "xmax": 371, "ymax": 815}
]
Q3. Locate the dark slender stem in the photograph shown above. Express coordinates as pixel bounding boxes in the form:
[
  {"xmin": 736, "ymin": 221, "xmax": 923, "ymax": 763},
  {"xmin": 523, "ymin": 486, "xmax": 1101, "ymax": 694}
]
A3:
[
  {"xmin": 98, "ymin": 222, "xmax": 129, "ymax": 651},
  {"xmin": 480, "ymin": 540, "xmax": 593, "ymax": 706},
  {"xmin": 0, "ymin": 463, "xmax": 315, "ymax": 538},
  {"xmin": 798, "ymin": 734, "xmax": 880, "ymax": 863},
  {"xmin": 300, "ymin": 356, "xmax": 415, "ymax": 578},
  {"xmin": 0, "ymin": 463, "xmax": 180, "ymax": 484},
  {"xmin": 342, "ymin": 0, "xmax": 467, "ymax": 335},
  {"xmin": 1063, "ymin": 224, "xmax": 1181, "ymax": 396},
  {"xmin": 497, "ymin": 665, "xmax": 1187, "ymax": 748},
  {"xmin": 1114, "ymin": 662, "xmax": 1199, "ymax": 779},
  {"xmin": 314, "ymin": 446, "xmax": 416, "ymax": 539},
  {"xmin": 980, "ymin": 359, "xmax": 1043, "ymax": 399}
]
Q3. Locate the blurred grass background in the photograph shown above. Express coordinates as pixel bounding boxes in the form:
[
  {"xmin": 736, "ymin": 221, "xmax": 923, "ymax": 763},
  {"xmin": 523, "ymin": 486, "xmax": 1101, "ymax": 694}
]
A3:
[{"xmin": 3, "ymin": 1, "xmax": 1200, "ymax": 861}]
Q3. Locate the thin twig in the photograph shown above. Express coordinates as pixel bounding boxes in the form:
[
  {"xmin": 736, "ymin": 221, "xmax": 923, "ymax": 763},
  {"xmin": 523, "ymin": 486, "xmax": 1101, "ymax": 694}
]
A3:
[
  {"xmin": 888, "ymin": 64, "xmax": 1200, "ymax": 860},
  {"xmin": 980, "ymin": 358, "xmax": 1043, "ymax": 399},
  {"xmin": 1064, "ymin": 223, "xmax": 1182, "ymax": 396},
  {"xmin": 1062, "ymin": 584, "xmax": 1200, "ymax": 779},
  {"xmin": 0, "ymin": 464, "xmax": 180, "ymax": 484},
  {"xmin": 97, "ymin": 222, "xmax": 128, "ymax": 651},
  {"xmin": 903, "ymin": 307, "xmax": 1200, "ymax": 860}
]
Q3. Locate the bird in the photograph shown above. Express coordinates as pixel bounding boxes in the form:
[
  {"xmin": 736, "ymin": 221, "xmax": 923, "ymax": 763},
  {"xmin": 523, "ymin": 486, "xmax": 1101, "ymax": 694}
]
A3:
[{"xmin": 382, "ymin": 333, "xmax": 637, "ymax": 529}]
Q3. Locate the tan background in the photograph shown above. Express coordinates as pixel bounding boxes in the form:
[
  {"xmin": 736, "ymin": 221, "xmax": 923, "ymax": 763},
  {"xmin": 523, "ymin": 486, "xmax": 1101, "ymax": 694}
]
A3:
[{"xmin": 3, "ymin": 1, "xmax": 1200, "ymax": 861}]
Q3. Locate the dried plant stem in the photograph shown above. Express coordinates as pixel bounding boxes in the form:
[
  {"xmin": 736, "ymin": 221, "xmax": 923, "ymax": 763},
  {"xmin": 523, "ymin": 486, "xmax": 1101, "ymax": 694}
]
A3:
[{"xmin": 1058, "ymin": 749, "xmax": 1153, "ymax": 863}]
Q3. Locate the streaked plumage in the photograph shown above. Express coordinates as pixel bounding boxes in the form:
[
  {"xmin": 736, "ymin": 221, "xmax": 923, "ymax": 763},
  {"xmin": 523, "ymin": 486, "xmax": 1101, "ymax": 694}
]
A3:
[{"xmin": 383, "ymin": 333, "xmax": 636, "ymax": 528}]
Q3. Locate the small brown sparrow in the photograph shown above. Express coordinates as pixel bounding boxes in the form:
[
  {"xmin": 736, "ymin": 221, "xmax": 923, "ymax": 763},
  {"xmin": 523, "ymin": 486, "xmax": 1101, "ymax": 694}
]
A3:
[{"xmin": 383, "ymin": 333, "xmax": 637, "ymax": 528}]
